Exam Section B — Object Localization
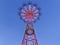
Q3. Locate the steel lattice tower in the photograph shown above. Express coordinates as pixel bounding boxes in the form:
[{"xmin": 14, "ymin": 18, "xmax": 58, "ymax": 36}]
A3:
[{"xmin": 19, "ymin": 0, "xmax": 40, "ymax": 45}]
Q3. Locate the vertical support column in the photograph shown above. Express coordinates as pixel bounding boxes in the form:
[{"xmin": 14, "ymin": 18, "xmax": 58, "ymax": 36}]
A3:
[{"xmin": 21, "ymin": 23, "xmax": 38, "ymax": 45}]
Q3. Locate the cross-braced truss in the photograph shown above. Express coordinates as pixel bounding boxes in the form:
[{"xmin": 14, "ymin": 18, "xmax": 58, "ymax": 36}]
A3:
[{"xmin": 22, "ymin": 24, "xmax": 38, "ymax": 45}]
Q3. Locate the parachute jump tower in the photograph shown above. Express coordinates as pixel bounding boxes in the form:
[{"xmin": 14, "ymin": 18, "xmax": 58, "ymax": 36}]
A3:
[{"xmin": 19, "ymin": 0, "xmax": 40, "ymax": 45}]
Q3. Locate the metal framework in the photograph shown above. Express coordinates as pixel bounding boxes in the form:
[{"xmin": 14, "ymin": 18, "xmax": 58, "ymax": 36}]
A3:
[
  {"xmin": 19, "ymin": 1, "xmax": 40, "ymax": 45},
  {"xmin": 22, "ymin": 23, "xmax": 38, "ymax": 45}
]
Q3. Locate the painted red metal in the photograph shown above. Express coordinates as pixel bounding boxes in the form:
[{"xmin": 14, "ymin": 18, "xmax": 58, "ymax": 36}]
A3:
[{"xmin": 25, "ymin": 10, "xmax": 34, "ymax": 19}]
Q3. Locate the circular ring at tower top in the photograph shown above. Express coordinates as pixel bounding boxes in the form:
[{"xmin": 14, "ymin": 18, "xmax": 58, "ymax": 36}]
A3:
[{"xmin": 19, "ymin": 3, "xmax": 40, "ymax": 23}]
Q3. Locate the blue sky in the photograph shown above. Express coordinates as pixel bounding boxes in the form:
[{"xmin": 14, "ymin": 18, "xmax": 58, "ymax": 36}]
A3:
[{"xmin": 0, "ymin": 0, "xmax": 60, "ymax": 45}]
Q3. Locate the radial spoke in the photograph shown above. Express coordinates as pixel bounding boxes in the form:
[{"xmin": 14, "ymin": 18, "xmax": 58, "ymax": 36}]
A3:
[
  {"xmin": 32, "ymin": 19, "xmax": 34, "ymax": 22},
  {"xmin": 34, "ymin": 9, "xmax": 39, "ymax": 13},
  {"xmin": 22, "ymin": 17, "xmax": 26, "ymax": 19},
  {"xmin": 34, "ymin": 13, "xmax": 39, "ymax": 16},
  {"xmin": 21, "ymin": 13, "xmax": 25, "ymax": 16},
  {"xmin": 21, "ymin": 9, "xmax": 26, "ymax": 13},
  {"xmin": 28, "ymin": 4, "xmax": 32, "ymax": 11},
  {"xmin": 34, "ymin": 17, "xmax": 37, "ymax": 20},
  {"xmin": 32, "ymin": 6, "xmax": 36, "ymax": 11},
  {"xmin": 23, "ymin": 6, "xmax": 28, "ymax": 11},
  {"xmin": 25, "ymin": 18, "xmax": 28, "ymax": 22}
]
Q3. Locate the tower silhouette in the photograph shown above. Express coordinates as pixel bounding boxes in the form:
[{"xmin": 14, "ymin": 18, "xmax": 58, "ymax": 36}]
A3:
[{"xmin": 19, "ymin": 0, "xmax": 40, "ymax": 45}]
